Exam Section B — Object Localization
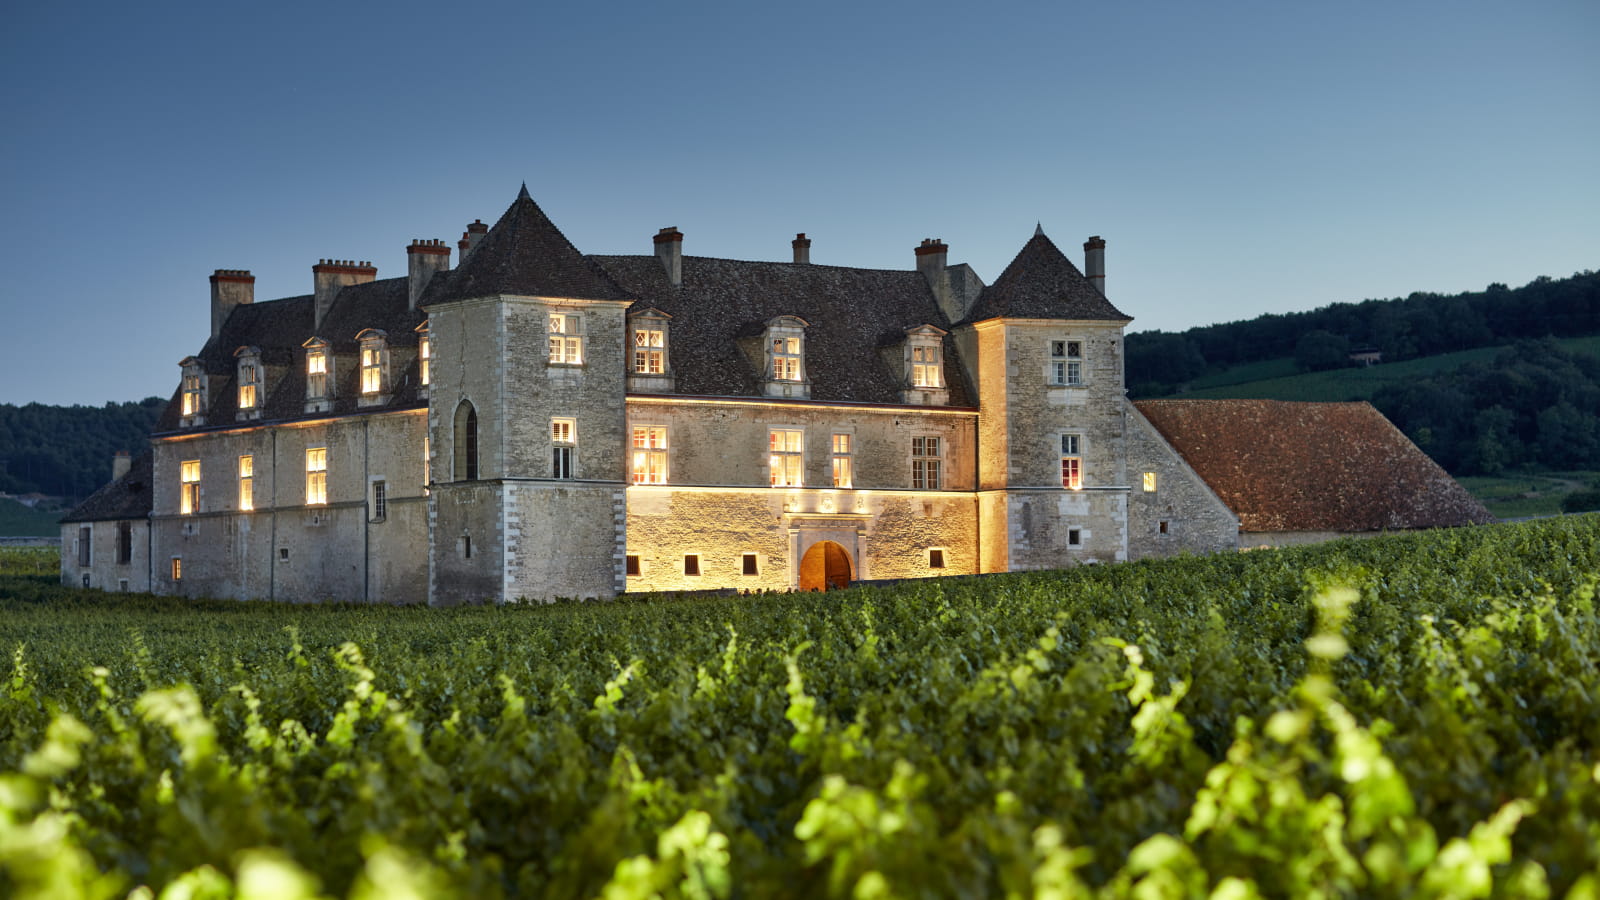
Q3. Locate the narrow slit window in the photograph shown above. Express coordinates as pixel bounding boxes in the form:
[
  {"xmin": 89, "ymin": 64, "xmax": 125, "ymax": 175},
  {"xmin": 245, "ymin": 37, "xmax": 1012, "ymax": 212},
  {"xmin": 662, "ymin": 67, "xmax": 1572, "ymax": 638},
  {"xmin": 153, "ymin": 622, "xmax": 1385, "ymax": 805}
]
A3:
[
  {"xmin": 372, "ymin": 480, "xmax": 387, "ymax": 520},
  {"xmin": 418, "ymin": 333, "xmax": 431, "ymax": 386},
  {"xmin": 171, "ymin": 557, "xmax": 183, "ymax": 581}
]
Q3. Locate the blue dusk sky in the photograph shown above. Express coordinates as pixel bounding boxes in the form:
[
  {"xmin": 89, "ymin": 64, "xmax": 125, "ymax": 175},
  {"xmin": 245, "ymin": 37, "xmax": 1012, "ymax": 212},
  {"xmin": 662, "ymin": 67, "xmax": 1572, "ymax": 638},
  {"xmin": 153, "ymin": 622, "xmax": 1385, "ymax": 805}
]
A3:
[{"xmin": 1, "ymin": 0, "xmax": 1595, "ymax": 406}]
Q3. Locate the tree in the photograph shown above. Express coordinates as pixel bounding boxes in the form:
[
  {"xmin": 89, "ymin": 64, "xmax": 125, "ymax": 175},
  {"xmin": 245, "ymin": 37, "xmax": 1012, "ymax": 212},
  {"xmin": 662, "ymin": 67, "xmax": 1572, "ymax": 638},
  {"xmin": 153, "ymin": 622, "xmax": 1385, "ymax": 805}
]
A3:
[{"xmin": 1294, "ymin": 330, "xmax": 1350, "ymax": 372}]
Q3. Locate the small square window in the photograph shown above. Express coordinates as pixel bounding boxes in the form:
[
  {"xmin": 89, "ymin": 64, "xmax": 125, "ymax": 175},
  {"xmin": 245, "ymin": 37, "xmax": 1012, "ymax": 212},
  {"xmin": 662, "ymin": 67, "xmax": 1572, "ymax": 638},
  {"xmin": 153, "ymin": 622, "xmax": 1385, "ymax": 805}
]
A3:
[
  {"xmin": 82, "ymin": 574, "xmax": 91, "ymax": 589},
  {"xmin": 279, "ymin": 548, "xmax": 290, "ymax": 561},
  {"xmin": 625, "ymin": 554, "xmax": 641, "ymax": 576},
  {"xmin": 1159, "ymin": 520, "xmax": 1170, "ymax": 535},
  {"xmin": 742, "ymin": 553, "xmax": 759, "ymax": 576},
  {"xmin": 1143, "ymin": 472, "xmax": 1157, "ymax": 492},
  {"xmin": 1068, "ymin": 529, "xmax": 1082, "ymax": 547},
  {"xmin": 684, "ymin": 554, "xmax": 701, "ymax": 576},
  {"xmin": 118, "ymin": 579, "xmax": 129, "ymax": 592},
  {"xmin": 929, "ymin": 548, "xmax": 946, "ymax": 569}
]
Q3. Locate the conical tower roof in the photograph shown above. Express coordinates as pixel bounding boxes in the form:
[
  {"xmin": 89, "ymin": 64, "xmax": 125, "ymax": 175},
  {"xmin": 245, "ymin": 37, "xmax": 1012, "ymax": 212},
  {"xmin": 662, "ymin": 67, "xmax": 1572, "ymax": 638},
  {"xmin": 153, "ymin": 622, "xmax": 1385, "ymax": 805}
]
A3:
[
  {"xmin": 966, "ymin": 231, "xmax": 1131, "ymax": 323},
  {"xmin": 427, "ymin": 185, "xmax": 633, "ymax": 304}
]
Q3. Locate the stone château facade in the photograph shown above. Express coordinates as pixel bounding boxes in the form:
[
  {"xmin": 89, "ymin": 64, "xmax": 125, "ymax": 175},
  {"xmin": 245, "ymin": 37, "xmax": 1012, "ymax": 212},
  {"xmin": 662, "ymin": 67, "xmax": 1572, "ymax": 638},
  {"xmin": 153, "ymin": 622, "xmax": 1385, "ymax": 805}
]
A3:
[{"xmin": 59, "ymin": 185, "xmax": 1483, "ymax": 603}]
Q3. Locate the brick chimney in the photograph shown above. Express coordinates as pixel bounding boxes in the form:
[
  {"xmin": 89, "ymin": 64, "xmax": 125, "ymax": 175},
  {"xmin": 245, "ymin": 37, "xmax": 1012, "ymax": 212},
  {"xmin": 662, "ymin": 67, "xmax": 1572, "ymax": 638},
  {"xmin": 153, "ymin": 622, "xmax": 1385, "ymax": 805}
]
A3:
[
  {"xmin": 457, "ymin": 219, "xmax": 488, "ymax": 262},
  {"xmin": 112, "ymin": 451, "xmax": 131, "ymax": 483},
  {"xmin": 1084, "ymin": 236, "xmax": 1106, "ymax": 296},
  {"xmin": 654, "ymin": 227, "xmax": 683, "ymax": 287},
  {"xmin": 407, "ymin": 239, "xmax": 451, "ymax": 309},
  {"xmin": 792, "ymin": 233, "xmax": 812, "ymax": 264},
  {"xmin": 313, "ymin": 259, "xmax": 376, "ymax": 330},
  {"xmin": 209, "ymin": 269, "xmax": 254, "ymax": 340}
]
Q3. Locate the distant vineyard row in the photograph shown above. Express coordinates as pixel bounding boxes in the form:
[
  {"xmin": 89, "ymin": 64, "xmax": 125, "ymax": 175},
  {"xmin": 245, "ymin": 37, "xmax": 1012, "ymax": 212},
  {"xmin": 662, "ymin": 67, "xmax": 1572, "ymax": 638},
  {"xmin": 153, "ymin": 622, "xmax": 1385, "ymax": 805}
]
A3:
[{"xmin": 3, "ymin": 518, "xmax": 1599, "ymax": 898}]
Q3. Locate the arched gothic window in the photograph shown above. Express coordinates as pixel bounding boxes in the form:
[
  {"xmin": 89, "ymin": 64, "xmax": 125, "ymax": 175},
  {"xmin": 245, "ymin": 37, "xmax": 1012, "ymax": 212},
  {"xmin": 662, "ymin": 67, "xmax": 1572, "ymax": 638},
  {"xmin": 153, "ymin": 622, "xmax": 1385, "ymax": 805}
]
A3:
[{"xmin": 454, "ymin": 400, "xmax": 479, "ymax": 480}]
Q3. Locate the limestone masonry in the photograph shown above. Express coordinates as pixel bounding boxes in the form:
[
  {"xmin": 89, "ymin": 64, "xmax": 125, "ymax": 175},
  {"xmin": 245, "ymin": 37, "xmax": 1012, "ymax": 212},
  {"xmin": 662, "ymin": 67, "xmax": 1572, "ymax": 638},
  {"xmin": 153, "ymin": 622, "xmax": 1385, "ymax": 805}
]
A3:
[{"xmin": 60, "ymin": 186, "xmax": 1490, "ymax": 602}]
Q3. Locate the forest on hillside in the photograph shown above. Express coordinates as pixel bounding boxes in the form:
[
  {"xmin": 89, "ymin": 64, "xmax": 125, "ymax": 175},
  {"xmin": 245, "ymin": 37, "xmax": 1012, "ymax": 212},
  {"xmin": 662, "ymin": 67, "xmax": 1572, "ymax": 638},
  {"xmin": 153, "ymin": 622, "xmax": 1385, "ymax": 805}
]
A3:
[
  {"xmin": 0, "ymin": 398, "xmax": 165, "ymax": 503},
  {"xmin": 1126, "ymin": 270, "xmax": 1600, "ymax": 396}
]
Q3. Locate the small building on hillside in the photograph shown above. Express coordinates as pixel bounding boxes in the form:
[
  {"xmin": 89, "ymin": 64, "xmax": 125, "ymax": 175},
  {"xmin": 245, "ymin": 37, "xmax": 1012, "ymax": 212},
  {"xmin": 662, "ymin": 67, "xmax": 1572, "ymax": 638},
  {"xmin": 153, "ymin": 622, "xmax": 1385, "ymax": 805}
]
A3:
[
  {"xmin": 1348, "ymin": 347, "xmax": 1383, "ymax": 366},
  {"xmin": 1134, "ymin": 399, "xmax": 1494, "ymax": 548},
  {"xmin": 59, "ymin": 452, "xmax": 152, "ymax": 592}
]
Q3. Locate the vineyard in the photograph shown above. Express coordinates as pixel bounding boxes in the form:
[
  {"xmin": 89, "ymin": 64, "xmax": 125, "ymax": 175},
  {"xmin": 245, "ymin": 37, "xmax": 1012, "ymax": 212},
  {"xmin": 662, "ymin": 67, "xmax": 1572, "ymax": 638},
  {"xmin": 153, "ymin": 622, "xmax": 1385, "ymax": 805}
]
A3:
[{"xmin": 3, "ymin": 518, "xmax": 1599, "ymax": 898}]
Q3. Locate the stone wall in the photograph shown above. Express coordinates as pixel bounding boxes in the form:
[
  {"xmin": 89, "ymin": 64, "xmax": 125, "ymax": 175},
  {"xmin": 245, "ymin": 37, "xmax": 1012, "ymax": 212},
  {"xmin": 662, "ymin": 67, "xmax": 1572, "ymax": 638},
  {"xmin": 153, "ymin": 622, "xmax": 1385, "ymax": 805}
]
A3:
[
  {"xmin": 1125, "ymin": 402, "xmax": 1240, "ymax": 559},
  {"xmin": 60, "ymin": 520, "xmax": 150, "ymax": 593}
]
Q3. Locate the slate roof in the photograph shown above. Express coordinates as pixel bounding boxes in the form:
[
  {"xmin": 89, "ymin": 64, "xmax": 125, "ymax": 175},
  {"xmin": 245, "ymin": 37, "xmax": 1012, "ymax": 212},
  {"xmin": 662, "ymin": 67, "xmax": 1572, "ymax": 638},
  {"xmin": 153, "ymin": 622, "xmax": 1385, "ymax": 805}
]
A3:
[
  {"xmin": 424, "ymin": 185, "xmax": 632, "ymax": 304},
  {"xmin": 590, "ymin": 255, "xmax": 974, "ymax": 406},
  {"xmin": 966, "ymin": 232, "xmax": 1131, "ymax": 324},
  {"xmin": 1134, "ymin": 399, "xmax": 1494, "ymax": 533},
  {"xmin": 60, "ymin": 453, "xmax": 153, "ymax": 523}
]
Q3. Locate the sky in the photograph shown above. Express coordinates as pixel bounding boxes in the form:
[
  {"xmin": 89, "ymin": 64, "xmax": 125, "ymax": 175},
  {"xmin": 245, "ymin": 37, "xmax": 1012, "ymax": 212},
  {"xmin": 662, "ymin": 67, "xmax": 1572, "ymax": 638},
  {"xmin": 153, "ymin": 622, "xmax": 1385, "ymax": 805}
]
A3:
[{"xmin": 1, "ymin": 0, "xmax": 1595, "ymax": 407}]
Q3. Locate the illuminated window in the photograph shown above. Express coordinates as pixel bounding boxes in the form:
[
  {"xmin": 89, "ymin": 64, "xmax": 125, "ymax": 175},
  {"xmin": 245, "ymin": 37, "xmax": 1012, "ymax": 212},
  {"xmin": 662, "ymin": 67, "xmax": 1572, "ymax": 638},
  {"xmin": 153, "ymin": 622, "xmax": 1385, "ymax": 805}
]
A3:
[
  {"xmin": 237, "ymin": 369, "xmax": 257, "ymax": 409},
  {"xmin": 911, "ymin": 344, "xmax": 942, "ymax": 388},
  {"xmin": 772, "ymin": 337, "xmax": 802, "ymax": 381},
  {"xmin": 417, "ymin": 326, "xmax": 431, "ymax": 387},
  {"xmin": 361, "ymin": 347, "xmax": 382, "ymax": 393},
  {"xmin": 180, "ymin": 459, "xmax": 200, "ymax": 515},
  {"xmin": 1050, "ymin": 340, "xmax": 1083, "ymax": 386},
  {"xmin": 549, "ymin": 314, "xmax": 583, "ymax": 364},
  {"xmin": 178, "ymin": 357, "xmax": 207, "ymax": 424},
  {"xmin": 769, "ymin": 429, "xmax": 803, "ymax": 487},
  {"xmin": 181, "ymin": 372, "xmax": 202, "ymax": 415},
  {"xmin": 238, "ymin": 455, "xmax": 254, "ymax": 511},
  {"xmin": 552, "ymin": 418, "xmax": 576, "ymax": 479},
  {"xmin": 305, "ymin": 340, "xmax": 330, "ymax": 400},
  {"xmin": 831, "ymin": 433, "xmax": 853, "ymax": 488},
  {"xmin": 171, "ymin": 557, "xmax": 183, "ymax": 581},
  {"xmin": 356, "ymin": 330, "xmax": 388, "ymax": 401},
  {"xmin": 631, "ymin": 426, "xmax": 668, "ymax": 484},
  {"xmin": 633, "ymin": 328, "xmax": 665, "ymax": 374},
  {"xmin": 305, "ymin": 447, "xmax": 327, "ymax": 506},
  {"xmin": 912, "ymin": 436, "xmax": 941, "ymax": 490},
  {"xmin": 1061, "ymin": 434, "xmax": 1083, "ymax": 489},
  {"xmin": 1143, "ymin": 472, "xmax": 1157, "ymax": 492}
]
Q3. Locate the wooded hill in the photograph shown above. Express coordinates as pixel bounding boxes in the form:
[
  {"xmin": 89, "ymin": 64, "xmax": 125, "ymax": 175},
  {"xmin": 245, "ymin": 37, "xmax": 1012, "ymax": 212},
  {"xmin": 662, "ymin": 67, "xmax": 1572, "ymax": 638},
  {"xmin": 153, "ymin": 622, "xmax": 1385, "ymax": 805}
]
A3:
[{"xmin": 0, "ymin": 398, "xmax": 165, "ymax": 504}]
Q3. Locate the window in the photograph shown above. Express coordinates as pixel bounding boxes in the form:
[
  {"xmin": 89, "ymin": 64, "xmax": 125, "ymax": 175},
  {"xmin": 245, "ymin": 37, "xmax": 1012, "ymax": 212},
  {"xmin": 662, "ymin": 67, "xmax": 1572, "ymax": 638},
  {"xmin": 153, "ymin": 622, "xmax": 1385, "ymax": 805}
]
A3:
[
  {"xmin": 305, "ymin": 448, "xmax": 328, "ymax": 506},
  {"xmin": 356, "ymin": 330, "xmax": 388, "ymax": 401},
  {"xmin": 181, "ymin": 370, "xmax": 202, "ymax": 416},
  {"xmin": 633, "ymin": 328, "xmax": 665, "ymax": 374},
  {"xmin": 1060, "ymin": 434, "xmax": 1083, "ymax": 489},
  {"xmin": 418, "ymin": 332, "xmax": 431, "ymax": 387},
  {"xmin": 237, "ymin": 362, "xmax": 258, "ymax": 410},
  {"xmin": 631, "ymin": 426, "xmax": 668, "ymax": 484},
  {"xmin": 461, "ymin": 535, "xmax": 473, "ymax": 559},
  {"xmin": 1050, "ymin": 340, "xmax": 1083, "ymax": 386},
  {"xmin": 684, "ymin": 554, "xmax": 701, "ymax": 576},
  {"xmin": 772, "ymin": 337, "xmax": 802, "ymax": 381},
  {"xmin": 929, "ymin": 548, "xmax": 946, "ymax": 569},
  {"xmin": 304, "ymin": 340, "xmax": 331, "ymax": 401},
  {"xmin": 625, "ymin": 554, "xmax": 641, "ymax": 576},
  {"xmin": 912, "ymin": 436, "xmax": 941, "ymax": 490},
  {"xmin": 831, "ymin": 433, "xmax": 853, "ymax": 488},
  {"xmin": 1068, "ymin": 528, "xmax": 1082, "ymax": 547},
  {"xmin": 372, "ymin": 480, "xmax": 387, "ymax": 519},
  {"xmin": 1159, "ymin": 520, "xmax": 1171, "ymax": 535},
  {"xmin": 454, "ymin": 401, "xmax": 479, "ymax": 480},
  {"xmin": 180, "ymin": 460, "xmax": 201, "ymax": 515},
  {"xmin": 361, "ymin": 346, "xmax": 382, "ymax": 394},
  {"xmin": 742, "ymin": 553, "xmax": 759, "ymax": 575},
  {"xmin": 238, "ymin": 455, "xmax": 254, "ymax": 511},
  {"xmin": 552, "ymin": 418, "xmax": 576, "ymax": 479},
  {"xmin": 171, "ymin": 557, "xmax": 183, "ymax": 581},
  {"xmin": 1143, "ymin": 472, "xmax": 1157, "ymax": 492},
  {"xmin": 116, "ymin": 522, "xmax": 132, "ymax": 565},
  {"xmin": 549, "ymin": 313, "xmax": 583, "ymax": 364},
  {"xmin": 770, "ymin": 429, "xmax": 803, "ymax": 487},
  {"xmin": 77, "ymin": 526, "xmax": 91, "ymax": 566},
  {"xmin": 279, "ymin": 548, "xmax": 290, "ymax": 561},
  {"xmin": 911, "ymin": 344, "xmax": 942, "ymax": 388},
  {"xmin": 118, "ymin": 579, "xmax": 128, "ymax": 592}
]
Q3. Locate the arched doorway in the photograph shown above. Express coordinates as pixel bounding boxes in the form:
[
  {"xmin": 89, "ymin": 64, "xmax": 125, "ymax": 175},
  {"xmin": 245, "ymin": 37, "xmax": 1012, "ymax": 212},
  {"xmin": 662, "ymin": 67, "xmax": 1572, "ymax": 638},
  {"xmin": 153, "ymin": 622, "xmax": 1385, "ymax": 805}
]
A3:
[{"xmin": 799, "ymin": 540, "xmax": 853, "ymax": 591}]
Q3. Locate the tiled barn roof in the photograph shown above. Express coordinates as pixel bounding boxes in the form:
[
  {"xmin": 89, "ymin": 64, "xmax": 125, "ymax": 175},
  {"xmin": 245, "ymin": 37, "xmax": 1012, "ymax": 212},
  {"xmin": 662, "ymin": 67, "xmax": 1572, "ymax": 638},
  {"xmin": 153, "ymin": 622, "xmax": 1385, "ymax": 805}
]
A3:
[
  {"xmin": 1134, "ymin": 399, "xmax": 1494, "ymax": 533},
  {"xmin": 966, "ymin": 232, "xmax": 1131, "ymax": 324},
  {"xmin": 591, "ymin": 255, "xmax": 974, "ymax": 406},
  {"xmin": 60, "ymin": 453, "xmax": 153, "ymax": 523}
]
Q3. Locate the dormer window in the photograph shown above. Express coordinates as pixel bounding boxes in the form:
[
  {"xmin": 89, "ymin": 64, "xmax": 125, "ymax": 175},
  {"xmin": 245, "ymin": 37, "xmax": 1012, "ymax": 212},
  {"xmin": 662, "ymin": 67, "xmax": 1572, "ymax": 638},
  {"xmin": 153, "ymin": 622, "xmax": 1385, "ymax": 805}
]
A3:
[
  {"xmin": 415, "ymin": 321, "xmax": 431, "ymax": 388},
  {"xmin": 549, "ymin": 313, "xmax": 583, "ymax": 365},
  {"xmin": 626, "ymin": 309, "xmax": 675, "ymax": 393},
  {"xmin": 355, "ymin": 329, "xmax": 390, "ymax": 406},
  {"xmin": 760, "ymin": 316, "xmax": 810, "ymax": 399},
  {"xmin": 233, "ymin": 346, "xmax": 263, "ymax": 420},
  {"xmin": 900, "ymin": 325, "xmax": 950, "ymax": 406},
  {"xmin": 303, "ymin": 337, "xmax": 332, "ymax": 414},
  {"xmin": 178, "ymin": 357, "xmax": 207, "ymax": 427}
]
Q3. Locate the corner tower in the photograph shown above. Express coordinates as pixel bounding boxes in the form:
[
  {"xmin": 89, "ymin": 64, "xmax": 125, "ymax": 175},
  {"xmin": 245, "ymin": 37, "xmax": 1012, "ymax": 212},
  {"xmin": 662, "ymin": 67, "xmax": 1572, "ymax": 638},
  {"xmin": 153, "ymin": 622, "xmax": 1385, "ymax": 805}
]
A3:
[
  {"xmin": 959, "ymin": 229, "xmax": 1134, "ymax": 571},
  {"xmin": 422, "ymin": 186, "xmax": 635, "ymax": 603}
]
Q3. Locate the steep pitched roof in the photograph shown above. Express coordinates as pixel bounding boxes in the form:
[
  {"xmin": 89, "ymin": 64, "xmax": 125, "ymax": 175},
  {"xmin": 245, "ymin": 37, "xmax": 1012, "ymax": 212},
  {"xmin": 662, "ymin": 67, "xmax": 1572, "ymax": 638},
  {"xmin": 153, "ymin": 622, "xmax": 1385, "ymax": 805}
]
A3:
[
  {"xmin": 60, "ymin": 453, "xmax": 153, "ymax": 523},
  {"xmin": 1134, "ymin": 399, "xmax": 1494, "ymax": 533},
  {"xmin": 966, "ymin": 232, "xmax": 1131, "ymax": 323},
  {"xmin": 590, "ymin": 255, "xmax": 974, "ymax": 405},
  {"xmin": 426, "ymin": 186, "xmax": 632, "ymax": 304}
]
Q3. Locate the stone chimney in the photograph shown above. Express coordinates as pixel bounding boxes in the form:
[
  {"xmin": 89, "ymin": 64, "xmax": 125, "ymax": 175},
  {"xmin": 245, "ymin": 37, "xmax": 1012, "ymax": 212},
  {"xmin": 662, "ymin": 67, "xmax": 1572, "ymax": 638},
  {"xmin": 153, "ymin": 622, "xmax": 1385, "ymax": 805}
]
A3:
[
  {"xmin": 457, "ymin": 219, "xmax": 488, "ymax": 262},
  {"xmin": 792, "ymin": 233, "xmax": 812, "ymax": 264},
  {"xmin": 407, "ymin": 240, "xmax": 451, "ymax": 309},
  {"xmin": 1084, "ymin": 236, "xmax": 1106, "ymax": 296},
  {"xmin": 209, "ymin": 269, "xmax": 254, "ymax": 340},
  {"xmin": 112, "ymin": 451, "xmax": 131, "ymax": 483},
  {"xmin": 313, "ymin": 259, "xmax": 376, "ymax": 330},
  {"xmin": 654, "ymin": 227, "xmax": 683, "ymax": 287},
  {"xmin": 915, "ymin": 238, "xmax": 952, "ymax": 311}
]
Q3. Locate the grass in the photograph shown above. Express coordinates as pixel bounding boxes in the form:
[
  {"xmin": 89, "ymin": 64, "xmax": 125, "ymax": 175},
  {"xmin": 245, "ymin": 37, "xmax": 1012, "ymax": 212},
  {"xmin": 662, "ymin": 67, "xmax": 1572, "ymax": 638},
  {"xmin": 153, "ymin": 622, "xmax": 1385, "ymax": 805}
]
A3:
[
  {"xmin": 1456, "ymin": 470, "xmax": 1600, "ymax": 519},
  {"xmin": 0, "ymin": 497, "xmax": 62, "ymax": 537}
]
